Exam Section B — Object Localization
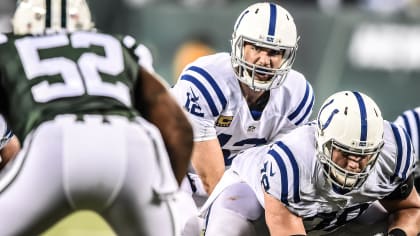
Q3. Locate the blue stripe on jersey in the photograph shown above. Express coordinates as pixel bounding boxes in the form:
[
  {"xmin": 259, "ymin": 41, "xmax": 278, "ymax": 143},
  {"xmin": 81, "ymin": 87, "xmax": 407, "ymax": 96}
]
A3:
[
  {"xmin": 268, "ymin": 149, "xmax": 289, "ymax": 204},
  {"xmin": 187, "ymin": 66, "xmax": 227, "ymax": 110},
  {"xmin": 401, "ymin": 129, "xmax": 412, "ymax": 179},
  {"xmin": 268, "ymin": 3, "xmax": 277, "ymax": 36},
  {"xmin": 180, "ymin": 74, "xmax": 219, "ymax": 116},
  {"xmin": 251, "ymin": 110, "xmax": 262, "ymax": 120},
  {"xmin": 353, "ymin": 92, "xmax": 367, "ymax": 143},
  {"xmin": 234, "ymin": 138, "xmax": 267, "ymax": 146},
  {"xmin": 275, "ymin": 141, "xmax": 300, "ymax": 203},
  {"xmin": 390, "ymin": 123, "xmax": 410, "ymax": 181},
  {"xmin": 288, "ymin": 82, "xmax": 311, "ymax": 123},
  {"xmin": 402, "ymin": 114, "xmax": 412, "ymax": 138},
  {"xmin": 411, "ymin": 110, "xmax": 420, "ymax": 161},
  {"xmin": 295, "ymin": 92, "xmax": 315, "ymax": 126},
  {"xmin": 390, "ymin": 124, "xmax": 403, "ymax": 182}
]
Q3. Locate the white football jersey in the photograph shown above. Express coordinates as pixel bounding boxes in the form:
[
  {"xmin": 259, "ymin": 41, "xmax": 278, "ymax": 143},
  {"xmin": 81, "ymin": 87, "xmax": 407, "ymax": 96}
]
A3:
[
  {"xmin": 171, "ymin": 52, "xmax": 314, "ymax": 166},
  {"xmin": 394, "ymin": 107, "xmax": 420, "ymax": 177},
  {"xmin": 229, "ymin": 121, "xmax": 415, "ymax": 233},
  {"xmin": 0, "ymin": 115, "xmax": 12, "ymax": 150}
]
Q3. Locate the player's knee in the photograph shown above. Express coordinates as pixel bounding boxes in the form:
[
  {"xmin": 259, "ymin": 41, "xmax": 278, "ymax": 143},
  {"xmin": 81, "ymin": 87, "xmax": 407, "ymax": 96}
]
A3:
[
  {"xmin": 204, "ymin": 209, "xmax": 257, "ymax": 236},
  {"xmin": 220, "ymin": 182, "xmax": 263, "ymax": 221}
]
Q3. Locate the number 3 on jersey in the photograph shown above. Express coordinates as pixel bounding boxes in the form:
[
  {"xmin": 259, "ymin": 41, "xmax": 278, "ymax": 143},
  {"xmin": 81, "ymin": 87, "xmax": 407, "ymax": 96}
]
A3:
[{"xmin": 15, "ymin": 32, "xmax": 131, "ymax": 106}]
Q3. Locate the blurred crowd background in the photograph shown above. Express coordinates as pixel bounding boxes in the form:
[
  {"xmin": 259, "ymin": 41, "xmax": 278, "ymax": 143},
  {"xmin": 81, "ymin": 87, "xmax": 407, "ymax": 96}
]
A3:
[{"xmin": 1, "ymin": 0, "xmax": 420, "ymax": 120}]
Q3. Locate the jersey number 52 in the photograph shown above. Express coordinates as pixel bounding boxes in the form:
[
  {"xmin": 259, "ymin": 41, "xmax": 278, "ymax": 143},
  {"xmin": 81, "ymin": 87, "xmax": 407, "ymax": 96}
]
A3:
[{"xmin": 15, "ymin": 32, "xmax": 130, "ymax": 106}]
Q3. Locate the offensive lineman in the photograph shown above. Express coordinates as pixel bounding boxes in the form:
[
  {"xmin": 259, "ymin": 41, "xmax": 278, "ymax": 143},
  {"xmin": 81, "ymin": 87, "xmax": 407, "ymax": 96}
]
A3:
[
  {"xmin": 0, "ymin": 0, "xmax": 194, "ymax": 235},
  {"xmin": 201, "ymin": 91, "xmax": 420, "ymax": 236},
  {"xmin": 171, "ymin": 2, "xmax": 314, "ymax": 201},
  {"xmin": 395, "ymin": 107, "xmax": 420, "ymax": 191}
]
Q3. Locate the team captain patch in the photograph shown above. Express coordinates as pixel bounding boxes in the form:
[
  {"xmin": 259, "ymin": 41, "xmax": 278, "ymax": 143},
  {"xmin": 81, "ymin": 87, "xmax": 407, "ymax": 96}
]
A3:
[{"xmin": 215, "ymin": 115, "xmax": 233, "ymax": 127}]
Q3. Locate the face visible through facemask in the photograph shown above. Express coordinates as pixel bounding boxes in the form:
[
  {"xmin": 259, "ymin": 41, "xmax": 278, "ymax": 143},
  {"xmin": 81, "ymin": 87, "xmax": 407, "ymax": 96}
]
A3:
[
  {"xmin": 242, "ymin": 42, "xmax": 285, "ymax": 83},
  {"xmin": 330, "ymin": 147, "xmax": 373, "ymax": 187}
]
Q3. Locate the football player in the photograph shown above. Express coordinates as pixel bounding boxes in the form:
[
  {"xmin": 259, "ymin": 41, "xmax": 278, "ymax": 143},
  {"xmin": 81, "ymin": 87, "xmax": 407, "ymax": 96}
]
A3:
[
  {"xmin": 172, "ymin": 2, "xmax": 314, "ymax": 200},
  {"xmin": 0, "ymin": 0, "xmax": 194, "ymax": 235},
  {"xmin": 201, "ymin": 91, "xmax": 420, "ymax": 236},
  {"xmin": 394, "ymin": 107, "xmax": 420, "ymax": 192}
]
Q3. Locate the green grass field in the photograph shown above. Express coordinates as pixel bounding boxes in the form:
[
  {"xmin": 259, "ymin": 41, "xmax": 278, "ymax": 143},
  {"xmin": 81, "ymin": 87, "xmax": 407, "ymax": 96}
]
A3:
[{"xmin": 42, "ymin": 211, "xmax": 115, "ymax": 236}]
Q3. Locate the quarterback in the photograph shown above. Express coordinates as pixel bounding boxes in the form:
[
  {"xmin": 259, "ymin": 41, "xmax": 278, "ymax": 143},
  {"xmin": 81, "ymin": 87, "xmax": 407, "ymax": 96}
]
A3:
[
  {"xmin": 201, "ymin": 91, "xmax": 420, "ymax": 236},
  {"xmin": 172, "ymin": 2, "xmax": 314, "ymax": 198}
]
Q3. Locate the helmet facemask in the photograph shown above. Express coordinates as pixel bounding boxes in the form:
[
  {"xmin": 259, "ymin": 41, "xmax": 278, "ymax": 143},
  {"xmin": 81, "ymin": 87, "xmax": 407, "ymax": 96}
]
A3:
[
  {"xmin": 317, "ymin": 138, "xmax": 384, "ymax": 190},
  {"xmin": 315, "ymin": 91, "xmax": 385, "ymax": 191},
  {"xmin": 230, "ymin": 2, "xmax": 299, "ymax": 91},
  {"xmin": 231, "ymin": 35, "xmax": 297, "ymax": 91}
]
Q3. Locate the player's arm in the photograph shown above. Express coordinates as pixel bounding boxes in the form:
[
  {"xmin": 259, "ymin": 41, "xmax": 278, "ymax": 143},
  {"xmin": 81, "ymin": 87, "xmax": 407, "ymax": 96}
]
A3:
[
  {"xmin": 0, "ymin": 135, "xmax": 20, "ymax": 170},
  {"xmin": 191, "ymin": 138, "xmax": 225, "ymax": 194},
  {"xmin": 264, "ymin": 191, "xmax": 306, "ymax": 235},
  {"xmin": 380, "ymin": 175, "xmax": 420, "ymax": 235},
  {"xmin": 135, "ymin": 67, "xmax": 193, "ymax": 185}
]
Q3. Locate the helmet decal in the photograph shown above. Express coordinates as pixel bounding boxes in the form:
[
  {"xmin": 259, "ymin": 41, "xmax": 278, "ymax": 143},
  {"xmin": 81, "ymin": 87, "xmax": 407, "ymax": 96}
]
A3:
[
  {"xmin": 234, "ymin": 10, "xmax": 249, "ymax": 31},
  {"xmin": 317, "ymin": 98, "xmax": 335, "ymax": 131}
]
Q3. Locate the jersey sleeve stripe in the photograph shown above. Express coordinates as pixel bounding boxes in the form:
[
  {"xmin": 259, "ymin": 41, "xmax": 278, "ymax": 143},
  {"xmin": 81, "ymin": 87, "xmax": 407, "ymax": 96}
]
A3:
[
  {"xmin": 187, "ymin": 66, "xmax": 227, "ymax": 110},
  {"xmin": 390, "ymin": 123, "xmax": 411, "ymax": 181},
  {"xmin": 180, "ymin": 74, "xmax": 220, "ymax": 116},
  {"xmin": 295, "ymin": 93, "xmax": 315, "ymax": 126},
  {"xmin": 287, "ymin": 82, "xmax": 312, "ymax": 124},
  {"xmin": 275, "ymin": 141, "xmax": 301, "ymax": 203},
  {"xmin": 390, "ymin": 123, "xmax": 403, "ymax": 182},
  {"xmin": 411, "ymin": 109, "xmax": 420, "ymax": 161},
  {"xmin": 402, "ymin": 113, "xmax": 412, "ymax": 138},
  {"xmin": 402, "ymin": 129, "xmax": 413, "ymax": 179},
  {"xmin": 268, "ymin": 149, "xmax": 289, "ymax": 205}
]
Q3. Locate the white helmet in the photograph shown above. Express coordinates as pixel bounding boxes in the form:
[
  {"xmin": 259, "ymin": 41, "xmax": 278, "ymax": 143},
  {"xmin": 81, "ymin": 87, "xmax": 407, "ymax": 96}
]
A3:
[
  {"xmin": 12, "ymin": 0, "xmax": 94, "ymax": 35},
  {"xmin": 316, "ymin": 91, "xmax": 384, "ymax": 190},
  {"xmin": 231, "ymin": 2, "xmax": 298, "ymax": 91}
]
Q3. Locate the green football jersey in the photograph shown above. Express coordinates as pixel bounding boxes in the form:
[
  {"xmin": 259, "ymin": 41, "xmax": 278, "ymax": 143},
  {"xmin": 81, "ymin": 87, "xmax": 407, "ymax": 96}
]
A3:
[{"xmin": 0, "ymin": 31, "xmax": 143, "ymax": 141}]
